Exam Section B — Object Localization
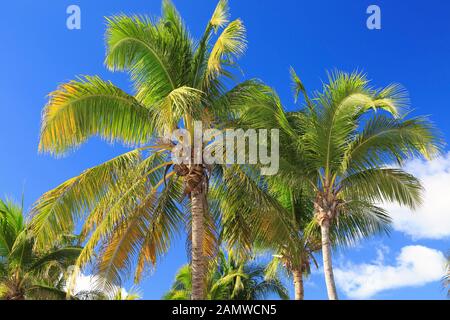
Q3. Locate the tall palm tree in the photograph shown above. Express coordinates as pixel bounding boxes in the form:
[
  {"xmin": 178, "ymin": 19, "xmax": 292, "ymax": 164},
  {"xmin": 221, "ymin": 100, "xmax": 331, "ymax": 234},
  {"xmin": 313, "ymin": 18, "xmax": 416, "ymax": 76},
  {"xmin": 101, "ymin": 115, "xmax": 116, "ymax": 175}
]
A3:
[
  {"xmin": 275, "ymin": 69, "xmax": 442, "ymax": 299},
  {"xmin": 31, "ymin": 0, "xmax": 280, "ymax": 299},
  {"xmin": 0, "ymin": 199, "xmax": 82, "ymax": 300},
  {"xmin": 164, "ymin": 250, "xmax": 289, "ymax": 300}
]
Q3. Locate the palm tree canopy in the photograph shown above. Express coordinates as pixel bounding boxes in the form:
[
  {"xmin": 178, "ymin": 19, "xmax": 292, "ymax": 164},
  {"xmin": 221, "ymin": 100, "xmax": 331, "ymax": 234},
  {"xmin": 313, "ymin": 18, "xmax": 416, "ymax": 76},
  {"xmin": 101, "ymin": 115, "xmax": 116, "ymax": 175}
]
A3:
[
  {"xmin": 271, "ymin": 70, "xmax": 443, "ymax": 245},
  {"xmin": 164, "ymin": 249, "xmax": 289, "ymax": 300},
  {"xmin": 0, "ymin": 199, "xmax": 82, "ymax": 300},
  {"xmin": 31, "ymin": 0, "xmax": 284, "ymax": 292}
]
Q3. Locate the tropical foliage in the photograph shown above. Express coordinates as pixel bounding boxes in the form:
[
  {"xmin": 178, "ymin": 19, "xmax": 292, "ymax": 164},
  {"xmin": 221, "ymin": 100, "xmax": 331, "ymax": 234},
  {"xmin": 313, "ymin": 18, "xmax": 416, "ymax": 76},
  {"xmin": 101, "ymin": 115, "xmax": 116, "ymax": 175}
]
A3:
[
  {"xmin": 8, "ymin": 0, "xmax": 442, "ymax": 301},
  {"xmin": 30, "ymin": 0, "xmax": 282, "ymax": 300},
  {"xmin": 164, "ymin": 250, "xmax": 288, "ymax": 300},
  {"xmin": 262, "ymin": 184, "xmax": 320, "ymax": 300},
  {"xmin": 267, "ymin": 69, "xmax": 442, "ymax": 299},
  {"xmin": 0, "ymin": 199, "xmax": 82, "ymax": 300}
]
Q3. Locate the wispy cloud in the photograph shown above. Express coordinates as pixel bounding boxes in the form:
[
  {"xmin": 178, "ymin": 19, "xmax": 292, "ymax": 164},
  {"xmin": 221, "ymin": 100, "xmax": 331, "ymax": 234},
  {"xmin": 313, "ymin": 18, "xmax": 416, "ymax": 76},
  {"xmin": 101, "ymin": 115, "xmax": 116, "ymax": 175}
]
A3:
[
  {"xmin": 335, "ymin": 245, "xmax": 446, "ymax": 299},
  {"xmin": 384, "ymin": 152, "xmax": 450, "ymax": 240}
]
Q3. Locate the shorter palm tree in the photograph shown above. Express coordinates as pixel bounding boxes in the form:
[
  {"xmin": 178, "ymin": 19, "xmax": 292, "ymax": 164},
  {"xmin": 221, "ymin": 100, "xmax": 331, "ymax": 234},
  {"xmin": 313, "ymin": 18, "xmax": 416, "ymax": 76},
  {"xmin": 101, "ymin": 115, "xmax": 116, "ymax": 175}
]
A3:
[
  {"xmin": 164, "ymin": 250, "xmax": 288, "ymax": 300},
  {"xmin": 275, "ymin": 69, "xmax": 441, "ymax": 299},
  {"xmin": 263, "ymin": 184, "xmax": 321, "ymax": 300},
  {"xmin": 0, "ymin": 199, "xmax": 82, "ymax": 300}
]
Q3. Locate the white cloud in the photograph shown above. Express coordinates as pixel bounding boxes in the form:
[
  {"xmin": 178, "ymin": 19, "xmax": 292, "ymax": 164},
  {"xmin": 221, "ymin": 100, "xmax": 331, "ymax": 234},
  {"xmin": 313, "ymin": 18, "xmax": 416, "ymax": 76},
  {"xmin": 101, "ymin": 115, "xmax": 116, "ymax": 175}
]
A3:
[
  {"xmin": 68, "ymin": 273, "xmax": 128, "ymax": 299},
  {"xmin": 384, "ymin": 152, "xmax": 450, "ymax": 240},
  {"xmin": 335, "ymin": 245, "xmax": 446, "ymax": 299}
]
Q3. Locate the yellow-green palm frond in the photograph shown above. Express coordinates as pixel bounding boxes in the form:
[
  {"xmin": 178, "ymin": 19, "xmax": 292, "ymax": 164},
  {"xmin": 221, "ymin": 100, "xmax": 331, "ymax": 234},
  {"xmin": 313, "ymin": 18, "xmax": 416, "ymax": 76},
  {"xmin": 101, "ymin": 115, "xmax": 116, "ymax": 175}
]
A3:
[
  {"xmin": 74, "ymin": 152, "xmax": 170, "ymax": 266},
  {"xmin": 0, "ymin": 199, "xmax": 25, "ymax": 256},
  {"xmin": 264, "ymin": 256, "xmax": 283, "ymax": 281},
  {"xmin": 153, "ymin": 86, "xmax": 205, "ymax": 133},
  {"xmin": 66, "ymin": 153, "xmax": 183, "ymax": 288},
  {"xmin": 39, "ymin": 77, "xmax": 153, "ymax": 155},
  {"xmin": 206, "ymin": 19, "xmax": 246, "ymax": 83},
  {"xmin": 372, "ymin": 83, "xmax": 409, "ymax": 115},
  {"xmin": 133, "ymin": 176, "xmax": 184, "ymax": 283},
  {"xmin": 303, "ymin": 71, "xmax": 415, "ymax": 178},
  {"xmin": 319, "ymin": 70, "xmax": 408, "ymax": 119},
  {"xmin": 163, "ymin": 264, "xmax": 192, "ymax": 300},
  {"xmin": 93, "ymin": 204, "xmax": 152, "ymax": 291},
  {"xmin": 78, "ymin": 151, "xmax": 170, "ymax": 241},
  {"xmin": 29, "ymin": 149, "xmax": 142, "ymax": 250},
  {"xmin": 110, "ymin": 286, "xmax": 141, "ymax": 300},
  {"xmin": 210, "ymin": 0, "xmax": 230, "ymax": 31}
]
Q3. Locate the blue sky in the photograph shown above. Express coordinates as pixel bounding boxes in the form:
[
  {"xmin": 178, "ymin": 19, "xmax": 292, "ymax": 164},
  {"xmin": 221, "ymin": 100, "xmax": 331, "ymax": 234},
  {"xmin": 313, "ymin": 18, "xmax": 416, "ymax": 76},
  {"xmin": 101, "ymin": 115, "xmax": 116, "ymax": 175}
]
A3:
[{"xmin": 0, "ymin": 0, "xmax": 449, "ymax": 299}]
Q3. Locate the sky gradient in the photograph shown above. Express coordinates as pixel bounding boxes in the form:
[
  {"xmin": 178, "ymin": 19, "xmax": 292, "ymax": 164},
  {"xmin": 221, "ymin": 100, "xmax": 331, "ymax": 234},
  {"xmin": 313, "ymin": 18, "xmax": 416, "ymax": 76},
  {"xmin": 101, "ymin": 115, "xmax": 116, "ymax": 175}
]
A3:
[{"xmin": 0, "ymin": 0, "xmax": 449, "ymax": 299}]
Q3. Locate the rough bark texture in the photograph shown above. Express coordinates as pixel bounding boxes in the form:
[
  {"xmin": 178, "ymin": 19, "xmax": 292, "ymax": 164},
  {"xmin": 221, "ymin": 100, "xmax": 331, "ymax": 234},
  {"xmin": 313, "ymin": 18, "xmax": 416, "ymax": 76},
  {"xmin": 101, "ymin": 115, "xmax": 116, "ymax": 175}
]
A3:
[
  {"xmin": 293, "ymin": 268, "xmax": 304, "ymax": 300},
  {"xmin": 5, "ymin": 289, "xmax": 25, "ymax": 300},
  {"xmin": 320, "ymin": 219, "xmax": 338, "ymax": 300},
  {"xmin": 190, "ymin": 187, "xmax": 206, "ymax": 300}
]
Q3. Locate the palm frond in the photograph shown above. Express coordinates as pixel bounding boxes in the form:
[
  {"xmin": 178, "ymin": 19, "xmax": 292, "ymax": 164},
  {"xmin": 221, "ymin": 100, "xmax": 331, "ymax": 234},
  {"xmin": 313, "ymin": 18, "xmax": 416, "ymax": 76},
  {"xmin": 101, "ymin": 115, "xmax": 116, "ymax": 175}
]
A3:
[
  {"xmin": 206, "ymin": 19, "xmax": 246, "ymax": 84},
  {"xmin": 345, "ymin": 115, "xmax": 442, "ymax": 172},
  {"xmin": 341, "ymin": 168, "xmax": 423, "ymax": 209},
  {"xmin": 210, "ymin": 0, "xmax": 230, "ymax": 31},
  {"xmin": 105, "ymin": 14, "xmax": 192, "ymax": 107},
  {"xmin": 39, "ymin": 77, "xmax": 153, "ymax": 155},
  {"xmin": 30, "ymin": 149, "xmax": 141, "ymax": 250}
]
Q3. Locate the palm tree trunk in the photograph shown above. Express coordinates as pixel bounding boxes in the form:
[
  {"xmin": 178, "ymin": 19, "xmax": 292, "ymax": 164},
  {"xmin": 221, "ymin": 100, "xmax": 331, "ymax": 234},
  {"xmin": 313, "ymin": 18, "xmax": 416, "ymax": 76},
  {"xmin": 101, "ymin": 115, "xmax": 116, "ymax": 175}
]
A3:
[
  {"xmin": 191, "ymin": 187, "xmax": 206, "ymax": 300},
  {"xmin": 293, "ymin": 268, "xmax": 304, "ymax": 300},
  {"xmin": 320, "ymin": 219, "xmax": 338, "ymax": 300}
]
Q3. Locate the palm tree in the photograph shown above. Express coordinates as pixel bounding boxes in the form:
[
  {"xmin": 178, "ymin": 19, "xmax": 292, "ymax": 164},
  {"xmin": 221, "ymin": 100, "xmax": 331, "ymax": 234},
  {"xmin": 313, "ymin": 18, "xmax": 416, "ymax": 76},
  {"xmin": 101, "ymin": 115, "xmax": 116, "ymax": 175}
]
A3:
[
  {"xmin": 164, "ymin": 250, "xmax": 289, "ymax": 300},
  {"xmin": 31, "ymin": 0, "xmax": 280, "ymax": 299},
  {"xmin": 0, "ymin": 199, "xmax": 82, "ymax": 300},
  {"xmin": 274, "ymin": 69, "xmax": 442, "ymax": 299},
  {"xmin": 263, "ymin": 184, "xmax": 320, "ymax": 300}
]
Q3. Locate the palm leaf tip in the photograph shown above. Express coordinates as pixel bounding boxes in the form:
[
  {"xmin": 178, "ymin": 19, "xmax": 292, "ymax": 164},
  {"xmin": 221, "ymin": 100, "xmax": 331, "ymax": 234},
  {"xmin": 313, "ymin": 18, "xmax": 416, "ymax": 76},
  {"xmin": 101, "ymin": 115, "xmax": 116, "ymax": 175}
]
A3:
[
  {"xmin": 210, "ymin": 0, "xmax": 230, "ymax": 31},
  {"xmin": 290, "ymin": 67, "xmax": 306, "ymax": 103},
  {"xmin": 207, "ymin": 19, "xmax": 247, "ymax": 77}
]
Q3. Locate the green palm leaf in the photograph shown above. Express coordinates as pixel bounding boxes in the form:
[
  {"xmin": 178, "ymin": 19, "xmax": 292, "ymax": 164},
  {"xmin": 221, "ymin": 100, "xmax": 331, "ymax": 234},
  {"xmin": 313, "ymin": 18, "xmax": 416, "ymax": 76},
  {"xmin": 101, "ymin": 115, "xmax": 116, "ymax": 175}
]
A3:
[{"xmin": 39, "ymin": 77, "xmax": 153, "ymax": 155}]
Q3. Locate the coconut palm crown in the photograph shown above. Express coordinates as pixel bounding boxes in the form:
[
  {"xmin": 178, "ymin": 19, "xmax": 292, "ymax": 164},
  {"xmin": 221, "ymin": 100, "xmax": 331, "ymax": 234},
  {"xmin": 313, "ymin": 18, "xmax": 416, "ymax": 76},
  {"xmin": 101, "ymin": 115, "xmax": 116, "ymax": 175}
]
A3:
[
  {"xmin": 30, "ymin": 0, "xmax": 282, "ymax": 299},
  {"xmin": 270, "ymin": 69, "xmax": 443, "ymax": 299},
  {"xmin": 164, "ymin": 249, "xmax": 289, "ymax": 300}
]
